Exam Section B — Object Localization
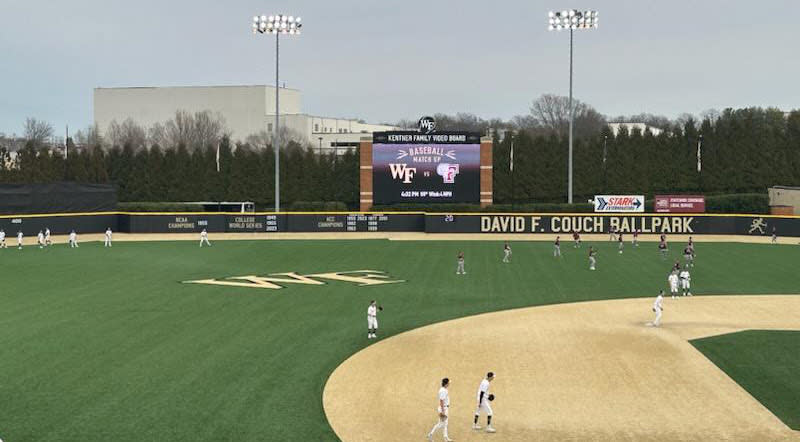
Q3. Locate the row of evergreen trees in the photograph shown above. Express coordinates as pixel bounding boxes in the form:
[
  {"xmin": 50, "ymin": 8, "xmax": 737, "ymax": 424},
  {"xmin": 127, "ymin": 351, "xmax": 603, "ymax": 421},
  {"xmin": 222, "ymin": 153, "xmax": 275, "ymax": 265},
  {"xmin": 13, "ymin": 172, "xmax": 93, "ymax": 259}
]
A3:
[{"xmin": 0, "ymin": 107, "xmax": 798, "ymax": 207}]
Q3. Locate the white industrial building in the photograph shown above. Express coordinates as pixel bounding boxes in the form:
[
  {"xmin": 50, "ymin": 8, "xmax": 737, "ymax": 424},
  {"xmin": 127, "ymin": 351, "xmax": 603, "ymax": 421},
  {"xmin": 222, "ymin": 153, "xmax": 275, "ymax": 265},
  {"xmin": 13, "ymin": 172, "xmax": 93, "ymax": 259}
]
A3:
[{"xmin": 93, "ymin": 85, "xmax": 396, "ymax": 152}]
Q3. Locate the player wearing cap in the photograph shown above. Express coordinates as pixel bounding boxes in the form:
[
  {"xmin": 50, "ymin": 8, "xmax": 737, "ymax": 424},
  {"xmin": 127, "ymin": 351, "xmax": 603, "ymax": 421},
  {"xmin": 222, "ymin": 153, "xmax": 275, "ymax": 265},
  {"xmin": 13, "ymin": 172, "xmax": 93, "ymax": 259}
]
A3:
[
  {"xmin": 502, "ymin": 242, "xmax": 511, "ymax": 263},
  {"xmin": 618, "ymin": 232, "xmax": 624, "ymax": 254},
  {"xmin": 553, "ymin": 236, "xmax": 561, "ymax": 257},
  {"xmin": 651, "ymin": 290, "xmax": 664, "ymax": 327},
  {"xmin": 104, "ymin": 228, "xmax": 113, "ymax": 247},
  {"xmin": 367, "ymin": 300, "xmax": 382, "ymax": 339},
  {"xmin": 17, "ymin": 231, "xmax": 23, "ymax": 249},
  {"xmin": 37, "ymin": 230, "xmax": 45, "ymax": 249},
  {"xmin": 68, "ymin": 230, "xmax": 79, "ymax": 248},
  {"xmin": 588, "ymin": 246, "xmax": 597, "ymax": 270},
  {"xmin": 456, "ymin": 251, "xmax": 466, "ymax": 275},
  {"xmin": 0, "ymin": 229, "xmax": 6, "ymax": 248},
  {"xmin": 199, "ymin": 229, "xmax": 211, "ymax": 247},
  {"xmin": 679, "ymin": 265, "xmax": 692, "ymax": 296},
  {"xmin": 572, "ymin": 231, "xmax": 581, "ymax": 248},
  {"xmin": 427, "ymin": 378, "xmax": 453, "ymax": 442},
  {"xmin": 473, "ymin": 372, "xmax": 496, "ymax": 433}
]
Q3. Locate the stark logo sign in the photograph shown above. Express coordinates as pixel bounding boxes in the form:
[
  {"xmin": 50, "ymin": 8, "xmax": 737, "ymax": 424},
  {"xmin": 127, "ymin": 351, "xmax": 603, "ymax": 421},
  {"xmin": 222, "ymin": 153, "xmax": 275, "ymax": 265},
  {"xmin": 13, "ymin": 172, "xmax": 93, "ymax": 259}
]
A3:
[{"xmin": 183, "ymin": 270, "xmax": 404, "ymax": 290}]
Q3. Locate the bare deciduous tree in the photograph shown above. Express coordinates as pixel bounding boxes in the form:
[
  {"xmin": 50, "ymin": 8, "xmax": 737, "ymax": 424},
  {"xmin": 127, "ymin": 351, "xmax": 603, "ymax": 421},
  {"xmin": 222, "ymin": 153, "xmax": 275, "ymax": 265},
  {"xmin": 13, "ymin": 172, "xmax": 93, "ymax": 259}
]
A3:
[
  {"xmin": 23, "ymin": 117, "xmax": 54, "ymax": 147},
  {"xmin": 106, "ymin": 119, "xmax": 145, "ymax": 149},
  {"xmin": 529, "ymin": 94, "xmax": 606, "ymax": 138},
  {"xmin": 149, "ymin": 110, "xmax": 228, "ymax": 150}
]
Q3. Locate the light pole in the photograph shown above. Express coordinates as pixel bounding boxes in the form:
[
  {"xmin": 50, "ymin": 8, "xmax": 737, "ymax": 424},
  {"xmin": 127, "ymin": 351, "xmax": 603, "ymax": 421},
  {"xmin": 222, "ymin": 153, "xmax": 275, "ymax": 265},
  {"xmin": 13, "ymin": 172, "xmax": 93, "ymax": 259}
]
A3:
[
  {"xmin": 253, "ymin": 14, "xmax": 303, "ymax": 212},
  {"xmin": 548, "ymin": 9, "xmax": 598, "ymax": 204}
]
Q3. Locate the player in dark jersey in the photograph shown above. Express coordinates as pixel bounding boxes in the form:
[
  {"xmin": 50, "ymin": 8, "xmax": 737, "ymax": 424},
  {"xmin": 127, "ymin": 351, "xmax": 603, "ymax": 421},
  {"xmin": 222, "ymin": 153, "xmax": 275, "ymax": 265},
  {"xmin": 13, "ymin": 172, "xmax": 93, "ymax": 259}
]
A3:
[
  {"xmin": 632, "ymin": 229, "xmax": 640, "ymax": 247},
  {"xmin": 683, "ymin": 245, "xmax": 694, "ymax": 267},
  {"xmin": 618, "ymin": 232, "xmax": 624, "ymax": 254},
  {"xmin": 573, "ymin": 231, "xmax": 581, "ymax": 248},
  {"xmin": 553, "ymin": 236, "xmax": 562, "ymax": 257},
  {"xmin": 659, "ymin": 239, "xmax": 668, "ymax": 259}
]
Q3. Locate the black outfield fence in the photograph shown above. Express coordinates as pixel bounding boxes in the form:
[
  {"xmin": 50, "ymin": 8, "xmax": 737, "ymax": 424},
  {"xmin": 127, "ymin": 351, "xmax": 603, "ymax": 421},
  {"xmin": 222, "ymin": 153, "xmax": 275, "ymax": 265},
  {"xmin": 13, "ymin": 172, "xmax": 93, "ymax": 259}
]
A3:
[{"xmin": 0, "ymin": 212, "xmax": 797, "ymax": 237}]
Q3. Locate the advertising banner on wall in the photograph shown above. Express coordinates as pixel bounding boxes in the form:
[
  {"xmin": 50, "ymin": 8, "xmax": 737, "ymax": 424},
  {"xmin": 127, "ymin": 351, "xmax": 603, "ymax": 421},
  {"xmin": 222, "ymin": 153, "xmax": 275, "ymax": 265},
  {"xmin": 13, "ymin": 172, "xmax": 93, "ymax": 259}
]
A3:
[
  {"xmin": 372, "ymin": 131, "xmax": 481, "ymax": 204},
  {"xmin": 655, "ymin": 195, "xmax": 706, "ymax": 213},
  {"xmin": 593, "ymin": 195, "xmax": 645, "ymax": 213}
]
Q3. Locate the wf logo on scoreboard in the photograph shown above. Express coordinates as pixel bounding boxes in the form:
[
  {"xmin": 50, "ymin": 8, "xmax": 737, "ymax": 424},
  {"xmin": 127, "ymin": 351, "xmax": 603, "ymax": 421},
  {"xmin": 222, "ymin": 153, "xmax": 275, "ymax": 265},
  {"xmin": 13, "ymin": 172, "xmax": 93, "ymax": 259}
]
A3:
[
  {"xmin": 418, "ymin": 116, "xmax": 436, "ymax": 134},
  {"xmin": 389, "ymin": 164, "xmax": 417, "ymax": 183}
]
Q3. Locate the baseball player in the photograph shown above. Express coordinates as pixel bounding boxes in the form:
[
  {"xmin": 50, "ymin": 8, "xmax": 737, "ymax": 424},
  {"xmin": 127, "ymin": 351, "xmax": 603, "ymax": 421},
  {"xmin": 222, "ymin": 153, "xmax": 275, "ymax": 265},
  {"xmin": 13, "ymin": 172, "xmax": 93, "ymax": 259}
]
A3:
[
  {"xmin": 473, "ymin": 372, "xmax": 496, "ymax": 433},
  {"xmin": 672, "ymin": 260, "xmax": 681, "ymax": 274},
  {"xmin": 553, "ymin": 236, "xmax": 561, "ymax": 257},
  {"xmin": 588, "ymin": 246, "xmax": 597, "ymax": 270},
  {"xmin": 367, "ymin": 300, "xmax": 382, "ymax": 339},
  {"xmin": 632, "ymin": 229, "xmax": 640, "ymax": 247},
  {"xmin": 44, "ymin": 227, "xmax": 51, "ymax": 246},
  {"xmin": 609, "ymin": 227, "xmax": 618, "ymax": 242},
  {"xmin": 668, "ymin": 271, "xmax": 680, "ymax": 299},
  {"xmin": 618, "ymin": 232, "xmax": 624, "ymax": 254},
  {"xmin": 199, "ymin": 229, "xmax": 211, "ymax": 247},
  {"xmin": 17, "ymin": 231, "xmax": 23, "ymax": 249},
  {"xmin": 572, "ymin": 231, "xmax": 581, "ymax": 248},
  {"xmin": 652, "ymin": 290, "xmax": 664, "ymax": 327},
  {"xmin": 104, "ymin": 227, "xmax": 113, "ymax": 247},
  {"xmin": 683, "ymin": 246, "xmax": 694, "ymax": 267},
  {"xmin": 679, "ymin": 265, "xmax": 692, "ymax": 296},
  {"xmin": 0, "ymin": 229, "xmax": 6, "ymax": 248},
  {"xmin": 772, "ymin": 227, "xmax": 777, "ymax": 244},
  {"xmin": 658, "ymin": 238, "xmax": 668, "ymax": 259},
  {"xmin": 68, "ymin": 230, "xmax": 79, "ymax": 248},
  {"xmin": 37, "ymin": 230, "xmax": 45, "ymax": 249},
  {"xmin": 427, "ymin": 378, "xmax": 453, "ymax": 442},
  {"xmin": 687, "ymin": 236, "xmax": 694, "ymax": 251},
  {"xmin": 502, "ymin": 242, "xmax": 511, "ymax": 263},
  {"xmin": 456, "ymin": 251, "xmax": 466, "ymax": 275}
]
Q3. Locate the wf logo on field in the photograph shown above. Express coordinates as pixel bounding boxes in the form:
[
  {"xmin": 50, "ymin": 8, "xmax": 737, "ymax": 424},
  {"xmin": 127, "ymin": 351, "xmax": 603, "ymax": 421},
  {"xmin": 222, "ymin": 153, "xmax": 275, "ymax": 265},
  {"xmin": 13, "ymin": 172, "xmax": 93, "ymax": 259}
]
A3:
[
  {"xmin": 184, "ymin": 270, "xmax": 405, "ymax": 290},
  {"xmin": 436, "ymin": 163, "xmax": 460, "ymax": 183}
]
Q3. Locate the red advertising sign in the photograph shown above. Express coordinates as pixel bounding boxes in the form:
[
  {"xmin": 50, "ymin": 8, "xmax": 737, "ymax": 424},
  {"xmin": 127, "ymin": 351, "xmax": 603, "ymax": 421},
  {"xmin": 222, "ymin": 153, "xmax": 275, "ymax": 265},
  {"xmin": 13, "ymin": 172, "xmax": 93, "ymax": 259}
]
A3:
[{"xmin": 654, "ymin": 195, "xmax": 706, "ymax": 213}]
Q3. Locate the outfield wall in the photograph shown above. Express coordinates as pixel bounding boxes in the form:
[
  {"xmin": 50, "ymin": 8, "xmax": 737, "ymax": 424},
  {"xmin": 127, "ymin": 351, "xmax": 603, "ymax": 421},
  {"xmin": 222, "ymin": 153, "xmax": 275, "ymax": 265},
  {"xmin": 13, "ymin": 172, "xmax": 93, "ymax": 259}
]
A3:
[{"xmin": 0, "ymin": 212, "xmax": 798, "ymax": 237}]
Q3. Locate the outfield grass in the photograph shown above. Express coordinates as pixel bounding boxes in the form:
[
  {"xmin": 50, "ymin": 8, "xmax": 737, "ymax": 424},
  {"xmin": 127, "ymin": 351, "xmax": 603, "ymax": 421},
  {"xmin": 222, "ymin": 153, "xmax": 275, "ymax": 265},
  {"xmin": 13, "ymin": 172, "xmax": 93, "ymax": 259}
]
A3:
[
  {"xmin": 691, "ymin": 330, "xmax": 800, "ymax": 430},
  {"xmin": 1, "ymin": 239, "xmax": 799, "ymax": 441}
]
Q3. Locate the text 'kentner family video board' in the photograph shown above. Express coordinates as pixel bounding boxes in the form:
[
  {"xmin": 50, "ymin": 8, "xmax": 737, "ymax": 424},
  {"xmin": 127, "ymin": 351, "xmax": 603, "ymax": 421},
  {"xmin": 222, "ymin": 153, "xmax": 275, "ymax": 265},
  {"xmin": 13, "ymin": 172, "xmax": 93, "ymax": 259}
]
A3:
[{"xmin": 372, "ymin": 131, "xmax": 481, "ymax": 204}]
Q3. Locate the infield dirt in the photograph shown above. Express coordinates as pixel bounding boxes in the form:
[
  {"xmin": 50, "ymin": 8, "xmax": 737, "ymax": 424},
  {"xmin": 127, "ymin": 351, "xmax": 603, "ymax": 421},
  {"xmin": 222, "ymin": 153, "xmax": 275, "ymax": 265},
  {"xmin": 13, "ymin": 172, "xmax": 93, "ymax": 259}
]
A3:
[{"xmin": 324, "ymin": 295, "xmax": 800, "ymax": 441}]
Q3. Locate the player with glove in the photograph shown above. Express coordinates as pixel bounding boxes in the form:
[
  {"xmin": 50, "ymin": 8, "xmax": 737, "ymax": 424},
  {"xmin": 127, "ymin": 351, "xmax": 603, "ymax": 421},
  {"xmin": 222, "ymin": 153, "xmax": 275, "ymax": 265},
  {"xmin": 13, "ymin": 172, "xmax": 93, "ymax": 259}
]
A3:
[
  {"xmin": 473, "ymin": 371, "xmax": 496, "ymax": 433},
  {"xmin": 367, "ymin": 300, "xmax": 383, "ymax": 339}
]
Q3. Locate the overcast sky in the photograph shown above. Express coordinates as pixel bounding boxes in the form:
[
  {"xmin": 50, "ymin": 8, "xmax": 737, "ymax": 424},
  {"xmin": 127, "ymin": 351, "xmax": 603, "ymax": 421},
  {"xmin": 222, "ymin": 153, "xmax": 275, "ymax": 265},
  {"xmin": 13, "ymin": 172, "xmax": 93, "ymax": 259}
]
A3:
[{"xmin": 1, "ymin": 0, "xmax": 798, "ymax": 136}]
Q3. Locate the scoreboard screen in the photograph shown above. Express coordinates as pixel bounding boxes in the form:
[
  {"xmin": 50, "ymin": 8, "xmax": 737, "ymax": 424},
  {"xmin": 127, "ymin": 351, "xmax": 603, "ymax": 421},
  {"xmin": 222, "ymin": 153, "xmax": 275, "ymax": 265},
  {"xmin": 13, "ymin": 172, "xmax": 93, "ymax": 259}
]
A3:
[{"xmin": 372, "ymin": 131, "xmax": 481, "ymax": 204}]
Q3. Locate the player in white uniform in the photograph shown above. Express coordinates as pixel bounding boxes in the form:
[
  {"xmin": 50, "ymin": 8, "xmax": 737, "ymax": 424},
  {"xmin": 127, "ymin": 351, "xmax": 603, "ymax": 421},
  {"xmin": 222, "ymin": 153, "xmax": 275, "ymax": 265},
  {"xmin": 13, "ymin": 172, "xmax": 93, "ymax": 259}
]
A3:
[
  {"xmin": 679, "ymin": 266, "xmax": 692, "ymax": 296},
  {"xmin": 44, "ymin": 227, "xmax": 51, "ymax": 246},
  {"xmin": 104, "ymin": 228, "xmax": 113, "ymax": 247},
  {"xmin": 69, "ymin": 230, "xmax": 79, "ymax": 248},
  {"xmin": 0, "ymin": 229, "xmax": 6, "ymax": 248},
  {"xmin": 37, "ymin": 230, "xmax": 45, "ymax": 249},
  {"xmin": 199, "ymin": 229, "xmax": 211, "ymax": 247},
  {"xmin": 502, "ymin": 242, "xmax": 511, "ymax": 263},
  {"xmin": 473, "ymin": 372, "xmax": 496, "ymax": 433},
  {"xmin": 668, "ymin": 272, "xmax": 680, "ymax": 299},
  {"xmin": 652, "ymin": 290, "xmax": 664, "ymax": 327},
  {"xmin": 17, "ymin": 231, "xmax": 23, "ymax": 249},
  {"xmin": 367, "ymin": 300, "xmax": 382, "ymax": 339},
  {"xmin": 456, "ymin": 251, "xmax": 466, "ymax": 275},
  {"xmin": 427, "ymin": 378, "xmax": 453, "ymax": 442},
  {"xmin": 553, "ymin": 236, "xmax": 561, "ymax": 257}
]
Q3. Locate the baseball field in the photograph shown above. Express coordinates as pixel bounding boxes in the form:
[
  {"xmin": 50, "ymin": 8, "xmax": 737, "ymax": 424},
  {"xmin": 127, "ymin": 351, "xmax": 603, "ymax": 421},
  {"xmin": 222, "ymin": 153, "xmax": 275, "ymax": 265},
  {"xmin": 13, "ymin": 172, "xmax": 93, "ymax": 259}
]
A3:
[{"xmin": 1, "ymin": 234, "xmax": 799, "ymax": 441}]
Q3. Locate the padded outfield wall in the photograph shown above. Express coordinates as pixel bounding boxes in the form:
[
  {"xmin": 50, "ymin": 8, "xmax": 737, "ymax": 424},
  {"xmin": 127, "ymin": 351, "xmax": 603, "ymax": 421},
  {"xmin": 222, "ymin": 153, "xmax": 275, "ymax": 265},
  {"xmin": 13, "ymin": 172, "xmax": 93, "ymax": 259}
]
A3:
[{"xmin": 0, "ymin": 212, "xmax": 798, "ymax": 237}]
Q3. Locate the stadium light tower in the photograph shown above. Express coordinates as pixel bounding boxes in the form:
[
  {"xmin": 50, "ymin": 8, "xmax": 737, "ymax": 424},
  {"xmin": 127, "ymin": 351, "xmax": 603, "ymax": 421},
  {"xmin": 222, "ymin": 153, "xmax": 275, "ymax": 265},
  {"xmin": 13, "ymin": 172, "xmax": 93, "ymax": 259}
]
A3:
[
  {"xmin": 252, "ymin": 14, "xmax": 303, "ymax": 212},
  {"xmin": 548, "ymin": 9, "xmax": 598, "ymax": 204}
]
